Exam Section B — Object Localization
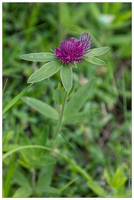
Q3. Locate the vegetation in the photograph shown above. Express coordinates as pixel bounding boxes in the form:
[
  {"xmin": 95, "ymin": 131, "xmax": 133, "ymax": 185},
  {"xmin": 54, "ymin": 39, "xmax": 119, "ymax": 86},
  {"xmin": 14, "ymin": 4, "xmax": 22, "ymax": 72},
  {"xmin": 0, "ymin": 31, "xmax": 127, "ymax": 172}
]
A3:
[{"xmin": 3, "ymin": 2, "xmax": 131, "ymax": 198}]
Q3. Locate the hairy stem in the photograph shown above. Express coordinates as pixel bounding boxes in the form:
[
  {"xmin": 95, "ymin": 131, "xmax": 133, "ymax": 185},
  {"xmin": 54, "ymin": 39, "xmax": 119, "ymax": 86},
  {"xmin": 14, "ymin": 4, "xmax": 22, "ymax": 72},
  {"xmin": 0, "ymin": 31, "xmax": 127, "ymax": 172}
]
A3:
[
  {"xmin": 31, "ymin": 168, "xmax": 36, "ymax": 195},
  {"xmin": 53, "ymin": 90, "xmax": 68, "ymax": 142}
]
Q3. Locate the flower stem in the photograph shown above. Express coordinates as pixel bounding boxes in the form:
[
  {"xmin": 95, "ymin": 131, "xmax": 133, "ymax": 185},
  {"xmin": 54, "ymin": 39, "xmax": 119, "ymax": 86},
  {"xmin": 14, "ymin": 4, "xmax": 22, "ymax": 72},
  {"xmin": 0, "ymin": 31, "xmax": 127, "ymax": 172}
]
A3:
[
  {"xmin": 53, "ymin": 90, "xmax": 68, "ymax": 142},
  {"xmin": 31, "ymin": 168, "xmax": 36, "ymax": 194}
]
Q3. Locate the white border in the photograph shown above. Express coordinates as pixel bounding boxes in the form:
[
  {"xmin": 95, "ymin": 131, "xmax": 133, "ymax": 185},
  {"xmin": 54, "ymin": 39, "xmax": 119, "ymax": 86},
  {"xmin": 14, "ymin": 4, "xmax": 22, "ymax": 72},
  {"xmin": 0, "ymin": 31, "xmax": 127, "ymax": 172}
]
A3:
[
  {"xmin": 1, "ymin": 0, "xmax": 133, "ymax": 2},
  {"xmin": 1, "ymin": 0, "xmax": 132, "ymax": 199}
]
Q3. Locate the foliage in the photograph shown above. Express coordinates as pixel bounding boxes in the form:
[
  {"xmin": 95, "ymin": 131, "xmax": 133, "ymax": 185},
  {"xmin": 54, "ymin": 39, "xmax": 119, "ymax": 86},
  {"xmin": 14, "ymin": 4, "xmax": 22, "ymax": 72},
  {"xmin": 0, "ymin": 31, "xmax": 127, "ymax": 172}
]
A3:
[{"xmin": 2, "ymin": 2, "xmax": 131, "ymax": 198}]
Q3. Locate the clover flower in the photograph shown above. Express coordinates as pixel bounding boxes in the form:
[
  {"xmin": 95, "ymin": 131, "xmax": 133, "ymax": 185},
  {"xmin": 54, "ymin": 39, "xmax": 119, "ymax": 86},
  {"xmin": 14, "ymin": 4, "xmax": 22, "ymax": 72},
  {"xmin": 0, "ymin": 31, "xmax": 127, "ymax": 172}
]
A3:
[
  {"xmin": 21, "ymin": 32, "xmax": 109, "ymax": 92},
  {"xmin": 54, "ymin": 33, "xmax": 92, "ymax": 64}
]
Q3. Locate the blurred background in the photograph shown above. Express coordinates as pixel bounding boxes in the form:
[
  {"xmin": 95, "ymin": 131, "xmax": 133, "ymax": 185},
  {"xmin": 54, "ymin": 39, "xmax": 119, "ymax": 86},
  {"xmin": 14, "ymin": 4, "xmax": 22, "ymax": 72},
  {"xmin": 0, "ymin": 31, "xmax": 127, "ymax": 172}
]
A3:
[{"xmin": 3, "ymin": 2, "xmax": 131, "ymax": 198}]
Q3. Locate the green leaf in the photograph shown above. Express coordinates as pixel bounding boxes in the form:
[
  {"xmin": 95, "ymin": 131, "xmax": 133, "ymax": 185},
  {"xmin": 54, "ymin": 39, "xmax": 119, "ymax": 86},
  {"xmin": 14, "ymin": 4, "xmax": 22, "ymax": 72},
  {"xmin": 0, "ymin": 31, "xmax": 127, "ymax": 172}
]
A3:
[
  {"xmin": 2, "ymin": 78, "xmax": 8, "ymax": 93},
  {"xmin": 17, "ymin": 159, "xmax": 31, "ymax": 169},
  {"xmin": 85, "ymin": 47, "xmax": 110, "ymax": 57},
  {"xmin": 87, "ymin": 181, "xmax": 106, "ymax": 197},
  {"xmin": 111, "ymin": 2, "xmax": 121, "ymax": 15},
  {"xmin": 114, "ymin": 177, "xmax": 127, "ymax": 188},
  {"xmin": 60, "ymin": 64, "xmax": 72, "ymax": 92},
  {"xmin": 59, "ymin": 3, "xmax": 70, "ymax": 27},
  {"xmin": 36, "ymin": 186, "xmax": 60, "ymax": 196},
  {"xmin": 65, "ymin": 79, "xmax": 94, "ymax": 117},
  {"xmin": 112, "ymin": 167, "xmax": 121, "ymax": 185},
  {"xmin": 104, "ymin": 171, "xmax": 112, "ymax": 186},
  {"xmin": 114, "ymin": 11, "xmax": 131, "ymax": 23},
  {"xmin": 12, "ymin": 187, "xmax": 32, "ymax": 197},
  {"xmin": 105, "ymin": 34, "xmax": 131, "ymax": 45},
  {"xmin": 28, "ymin": 61, "xmax": 61, "ymax": 83},
  {"xmin": 53, "ymin": 87, "xmax": 64, "ymax": 105},
  {"xmin": 112, "ymin": 167, "xmax": 127, "ymax": 188},
  {"xmin": 83, "ymin": 56, "xmax": 106, "ymax": 65},
  {"xmin": 3, "ymin": 150, "xmax": 17, "ymax": 197},
  {"xmin": 29, "ymin": 156, "xmax": 56, "ymax": 168},
  {"xmin": 37, "ymin": 165, "xmax": 55, "ymax": 188},
  {"xmin": 20, "ymin": 52, "xmax": 57, "ymax": 62},
  {"xmin": 13, "ymin": 170, "xmax": 31, "ymax": 188},
  {"xmin": 60, "ymin": 178, "xmax": 78, "ymax": 192},
  {"xmin": 88, "ymin": 3, "xmax": 100, "ymax": 20},
  {"xmin": 2, "ymin": 84, "xmax": 32, "ymax": 115},
  {"xmin": 64, "ymin": 110, "xmax": 100, "ymax": 124},
  {"xmin": 18, "ymin": 155, "xmax": 56, "ymax": 169},
  {"xmin": 67, "ymin": 84, "xmax": 76, "ymax": 99},
  {"xmin": 3, "ymin": 130, "xmax": 14, "ymax": 145},
  {"xmin": 22, "ymin": 97, "xmax": 58, "ymax": 120}
]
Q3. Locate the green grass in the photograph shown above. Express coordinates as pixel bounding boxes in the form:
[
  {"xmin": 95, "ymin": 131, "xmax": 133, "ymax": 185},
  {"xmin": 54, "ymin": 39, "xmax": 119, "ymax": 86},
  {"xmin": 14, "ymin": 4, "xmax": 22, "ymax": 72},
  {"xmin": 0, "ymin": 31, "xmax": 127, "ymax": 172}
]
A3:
[{"xmin": 2, "ymin": 2, "xmax": 131, "ymax": 198}]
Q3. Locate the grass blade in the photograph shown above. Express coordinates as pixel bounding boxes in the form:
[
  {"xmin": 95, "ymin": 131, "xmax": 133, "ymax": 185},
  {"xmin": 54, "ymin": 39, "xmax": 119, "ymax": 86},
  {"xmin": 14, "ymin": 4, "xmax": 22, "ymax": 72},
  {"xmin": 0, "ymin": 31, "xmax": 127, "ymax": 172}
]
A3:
[
  {"xmin": 3, "ymin": 84, "xmax": 32, "ymax": 115},
  {"xmin": 2, "ymin": 145, "xmax": 52, "ymax": 160}
]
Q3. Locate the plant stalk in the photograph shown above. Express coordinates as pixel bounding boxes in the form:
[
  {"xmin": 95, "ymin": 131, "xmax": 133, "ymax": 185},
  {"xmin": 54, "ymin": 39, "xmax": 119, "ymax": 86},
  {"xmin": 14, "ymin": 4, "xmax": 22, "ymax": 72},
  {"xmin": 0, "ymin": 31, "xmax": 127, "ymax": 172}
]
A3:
[
  {"xmin": 53, "ymin": 90, "xmax": 68, "ymax": 141},
  {"xmin": 31, "ymin": 168, "xmax": 36, "ymax": 195}
]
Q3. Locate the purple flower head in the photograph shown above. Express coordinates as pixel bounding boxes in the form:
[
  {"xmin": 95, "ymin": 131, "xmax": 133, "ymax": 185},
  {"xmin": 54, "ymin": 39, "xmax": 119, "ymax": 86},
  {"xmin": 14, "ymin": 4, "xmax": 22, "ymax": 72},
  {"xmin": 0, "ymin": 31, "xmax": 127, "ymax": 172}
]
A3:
[{"xmin": 55, "ymin": 32, "xmax": 92, "ymax": 64}]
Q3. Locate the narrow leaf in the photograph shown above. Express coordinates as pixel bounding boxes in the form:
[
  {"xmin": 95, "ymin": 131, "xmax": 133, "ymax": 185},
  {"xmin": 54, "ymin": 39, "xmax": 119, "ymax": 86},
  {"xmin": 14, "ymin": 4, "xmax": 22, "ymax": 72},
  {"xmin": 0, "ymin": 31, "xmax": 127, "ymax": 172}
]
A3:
[
  {"xmin": 85, "ymin": 47, "xmax": 110, "ymax": 57},
  {"xmin": 13, "ymin": 170, "xmax": 31, "ymax": 188},
  {"xmin": 104, "ymin": 171, "xmax": 112, "ymax": 186},
  {"xmin": 29, "ymin": 156, "xmax": 56, "ymax": 167},
  {"xmin": 60, "ymin": 178, "xmax": 78, "ymax": 192},
  {"xmin": 36, "ymin": 186, "xmax": 60, "ymax": 196},
  {"xmin": 114, "ymin": 11, "xmax": 131, "ymax": 23},
  {"xmin": 60, "ymin": 64, "xmax": 72, "ymax": 92},
  {"xmin": 87, "ymin": 180, "xmax": 106, "ymax": 197},
  {"xmin": 64, "ymin": 110, "xmax": 100, "ymax": 124},
  {"xmin": 20, "ymin": 52, "xmax": 57, "ymax": 62},
  {"xmin": 114, "ymin": 178, "xmax": 127, "ymax": 188},
  {"xmin": 65, "ymin": 79, "xmax": 94, "ymax": 117},
  {"xmin": 22, "ymin": 97, "xmax": 58, "ymax": 120},
  {"xmin": 105, "ymin": 34, "xmax": 131, "ymax": 45},
  {"xmin": 112, "ymin": 167, "xmax": 121, "ymax": 185},
  {"xmin": 3, "ymin": 84, "xmax": 32, "ymax": 115},
  {"xmin": 2, "ymin": 78, "xmax": 8, "ymax": 93},
  {"xmin": 28, "ymin": 61, "xmax": 61, "ymax": 83},
  {"xmin": 3, "ymin": 130, "xmax": 14, "ymax": 145},
  {"xmin": 12, "ymin": 187, "xmax": 32, "ymax": 198},
  {"xmin": 37, "ymin": 165, "xmax": 55, "ymax": 188},
  {"xmin": 53, "ymin": 87, "xmax": 64, "ymax": 105},
  {"xmin": 84, "ymin": 56, "xmax": 106, "ymax": 65}
]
